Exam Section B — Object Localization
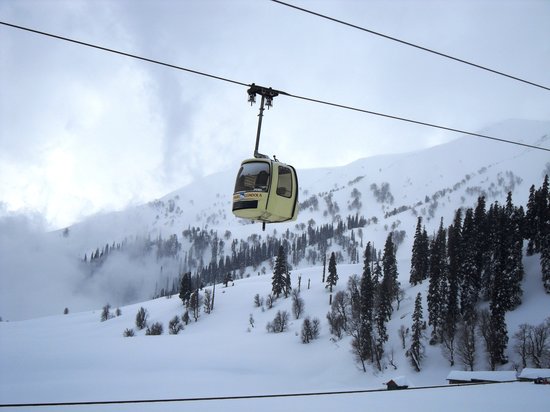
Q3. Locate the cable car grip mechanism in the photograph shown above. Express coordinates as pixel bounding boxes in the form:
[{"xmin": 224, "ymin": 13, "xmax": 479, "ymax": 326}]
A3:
[{"xmin": 247, "ymin": 83, "xmax": 286, "ymax": 159}]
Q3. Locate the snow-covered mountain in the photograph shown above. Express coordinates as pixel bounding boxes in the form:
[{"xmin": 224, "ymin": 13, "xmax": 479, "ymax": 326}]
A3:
[
  {"xmin": 1, "ymin": 119, "xmax": 549, "ymax": 321},
  {"xmin": 1, "ymin": 119, "xmax": 549, "ymax": 409},
  {"xmin": 68, "ymin": 118, "xmax": 550, "ymax": 249}
]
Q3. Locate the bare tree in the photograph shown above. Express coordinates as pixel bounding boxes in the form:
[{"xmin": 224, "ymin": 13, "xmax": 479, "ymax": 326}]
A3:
[
  {"xmin": 253, "ymin": 294, "xmax": 264, "ymax": 308},
  {"xmin": 331, "ymin": 291, "xmax": 350, "ymax": 332},
  {"xmin": 513, "ymin": 323, "xmax": 532, "ymax": 369},
  {"xmin": 181, "ymin": 310, "xmax": 190, "ymax": 325},
  {"xmin": 203, "ymin": 289, "xmax": 212, "ymax": 314},
  {"xmin": 169, "ymin": 316, "xmax": 183, "ymax": 335},
  {"xmin": 291, "ymin": 289, "xmax": 305, "ymax": 319},
  {"xmin": 528, "ymin": 318, "xmax": 550, "ymax": 368},
  {"xmin": 301, "ymin": 317, "xmax": 320, "ymax": 343},
  {"xmin": 189, "ymin": 290, "xmax": 201, "ymax": 322},
  {"xmin": 457, "ymin": 319, "xmax": 477, "ymax": 371},
  {"xmin": 398, "ymin": 325, "xmax": 409, "ymax": 350},
  {"xmin": 396, "ymin": 287, "xmax": 406, "ymax": 311},
  {"xmin": 327, "ymin": 311, "xmax": 345, "ymax": 340},
  {"xmin": 478, "ymin": 309, "xmax": 507, "ymax": 371},
  {"xmin": 267, "ymin": 310, "xmax": 290, "ymax": 333},
  {"xmin": 100, "ymin": 304, "xmax": 112, "ymax": 322},
  {"xmin": 441, "ymin": 328, "xmax": 458, "ymax": 367},
  {"xmin": 145, "ymin": 322, "xmax": 163, "ymax": 335},
  {"xmin": 123, "ymin": 328, "xmax": 135, "ymax": 337},
  {"xmin": 135, "ymin": 307, "xmax": 148, "ymax": 330},
  {"xmin": 387, "ymin": 347, "xmax": 398, "ymax": 370}
]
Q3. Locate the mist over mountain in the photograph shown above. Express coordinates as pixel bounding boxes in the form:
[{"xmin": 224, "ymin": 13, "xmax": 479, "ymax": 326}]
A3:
[{"xmin": 1, "ymin": 119, "xmax": 549, "ymax": 321}]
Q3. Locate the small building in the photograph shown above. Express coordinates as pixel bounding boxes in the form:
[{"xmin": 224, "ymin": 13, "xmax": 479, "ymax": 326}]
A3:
[
  {"xmin": 385, "ymin": 376, "xmax": 410, "ymax": 390},
  {"xmin": 446, "ymin": 370, "xmax": 517, "ymax": 384},
  {"xmin": 518, "ymin": 368, "xmax": 550, "ymax": 382}
]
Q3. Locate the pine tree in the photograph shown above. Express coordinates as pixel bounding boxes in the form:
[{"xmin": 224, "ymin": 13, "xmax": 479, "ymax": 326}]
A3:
[
  {"xmin": 179, "ymin": 272, "xmax": 193, "ymax": 306},
  {"xmin": 375, "ymin": 233, "xmax": 399, "ymax": 353},
  {"xmin": 487, "ymin": 304, "xmax": 509, "ymax": 370},
  {"xmin": 441, "ymin": 210, "xmax": 462, "ymax": 366},
  {"xmin": 322, "ymin": 252, "xmax": 327, "ymax": 283},
  {"xmin": 478, "ymin": 266, "xmax": 510, "ymax": 370},
  {"xmin": 326, "ymin": 252, "xmax": 338, "ymax": 293},
  {"xmin": 539, "ymin": 176, "xmax": 550, "ymax": 251},
  {"xmin": 409, "ymin": 292, "xmax": 424, "ymax": 372},
  {"xmin": 351, "ymin": 243, "xmax": 375, "ymax": 371},
  {"xmin": 505, "ymin": 194, "xmax": 524, "ymax": 309},
  {"xmin": 284, "ymin": 269, "xmax": 292, "ymax": 298},
  {"xmin": 272, "ymin": 246, "xmax": 288, "ymax": 298},
  {"xmin": 189, "ymin": 289, "xmax": 201, "ymax": 322},
  {"xmin": 372, "ymin": 259, "xmax": 382, "ymax": 285},
  {"xmin": 378, "ymin": 269, "xmax": 393, "ymax": 324},
  {"xmin": 427, "ymin": 219, "xmax": 447, "ymax": 344},
  {"xmin": 487, "ymin": 199, "xmax": 523, "ymax": 312},
  {"xmin": 473, "ymin": 196, "xmax": 490, "ymax": 301},
  {"xmin": 373, "ymin": 304, "xmax": 387, "ymax": 372},
  {"xmin": 525, "ymin": 175, "xmax": 549, "ymax": 254},
  {"xmin": 410, "ymin": 217, "xmax": 429, "ymax": 285},
  {"xmin": 382, "ymin": 233, "xmax": 399, "ymax": 303},
  {"xmin": 460, "ymin": 208, "xmax": 479, "ymax": 323},
  {"xmin": 525, "ymin": 184, "xmax": 537, "ymax": 255},
  {"xmin": 542, "ymin": 233, "xmax": 550, "ymax": 293}
]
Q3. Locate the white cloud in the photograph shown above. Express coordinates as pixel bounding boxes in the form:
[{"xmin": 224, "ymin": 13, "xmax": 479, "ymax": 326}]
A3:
[{"xmin": 1, "ymin": 0, "xmax": 549, "ymax": 228}]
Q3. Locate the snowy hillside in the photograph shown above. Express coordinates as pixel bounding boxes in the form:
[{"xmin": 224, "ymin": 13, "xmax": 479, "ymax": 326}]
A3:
[
  {"xmin": 0, "ymin": 261, "xmax": 548, "ymax": 410},
  {"xmin": 3, "ymin": 119, "xmax": 548, "ymax": 321},
  {"xmin": 1, "ymin": 119, "xmax": 549, "ymax": 409}
]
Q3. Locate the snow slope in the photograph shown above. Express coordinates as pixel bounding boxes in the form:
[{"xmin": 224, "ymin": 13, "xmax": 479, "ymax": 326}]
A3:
[
  {"xmin": 1, "ymin": 119, "xmax": 549, "ymax": 409},
  {"xmin": 1, "ymin": 260, "xmax": 549, "ymax": 410}
]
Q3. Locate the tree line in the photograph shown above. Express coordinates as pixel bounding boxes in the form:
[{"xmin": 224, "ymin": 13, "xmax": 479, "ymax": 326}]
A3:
[{"xmin": 409, "ymin": 175, "xmax": 549, "ymax": 370}]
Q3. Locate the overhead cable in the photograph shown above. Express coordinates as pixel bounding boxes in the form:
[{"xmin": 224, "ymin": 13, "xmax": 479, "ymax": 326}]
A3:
[
  {"xmin": 0, "ymin": 22, "xmax": 248, "ymax": 88},
  {"xmin": 0, "ymin": 381, "xmax": 517, "ymax": 408},
  {"xmin": 284, "ymin": 92, "xmax": 550, "ymax": 152},
  {"xmin": 270, "ymin": 0, "xmax": 550, "ymax": 92},
  {"xmin": 0, "ymin": 21, "xmax": 548, "ymax": 153}
]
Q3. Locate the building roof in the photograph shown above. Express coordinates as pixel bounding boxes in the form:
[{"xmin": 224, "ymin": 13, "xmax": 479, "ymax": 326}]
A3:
[
  {"xmin": 446, "ymin": 371, "xmax": 517, "ymax": 382},
  {"xmin": 386, "ymin": 376, "xmax": 410, "ymax": 387},
  {"xmin": 518, "ymin": 368, "xmax": 550, "ymax": 380}
]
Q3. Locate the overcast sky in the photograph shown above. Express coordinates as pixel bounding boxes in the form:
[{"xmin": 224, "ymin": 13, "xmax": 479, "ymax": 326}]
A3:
[{"xmin": 1, "ymin": 0, "xmax": 549, "ymax": 229}]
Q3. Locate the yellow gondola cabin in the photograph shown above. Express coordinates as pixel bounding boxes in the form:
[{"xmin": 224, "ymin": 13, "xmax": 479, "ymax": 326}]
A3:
[{"xmin": 232, "ymin": 158, "xmax": 298, "ymax": 224}]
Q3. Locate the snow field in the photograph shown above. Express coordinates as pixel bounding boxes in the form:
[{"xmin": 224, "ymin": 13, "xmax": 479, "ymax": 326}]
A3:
[{"xmin": 2, "ymin": 261, "xmax": 549, "ymax": 410}]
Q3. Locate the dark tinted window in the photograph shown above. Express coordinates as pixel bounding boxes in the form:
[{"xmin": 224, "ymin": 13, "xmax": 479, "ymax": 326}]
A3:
[
  {"xmin": 234, "ymin": 162, "xmax": 270, "ymax": 193},
  {"xmin": 276, "ymin": 166, "xmax": 293, "ymax": 198}
]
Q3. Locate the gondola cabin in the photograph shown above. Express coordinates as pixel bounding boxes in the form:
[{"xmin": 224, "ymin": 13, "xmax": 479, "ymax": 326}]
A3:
[{"xmin": 232, "ymin": 158, "xmax": 298, "ymax": 224}]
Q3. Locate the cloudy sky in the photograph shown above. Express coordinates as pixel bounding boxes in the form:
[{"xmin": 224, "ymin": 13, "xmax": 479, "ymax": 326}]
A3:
[{"xmin": 1, "ymin": 0, "xmax": 549, "ymax": 229}]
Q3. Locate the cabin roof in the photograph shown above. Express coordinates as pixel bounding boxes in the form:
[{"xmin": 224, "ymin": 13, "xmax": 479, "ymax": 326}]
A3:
[
  {"xmin": 386, "ymin": 376, "xmax": 410, "ymax": 387},
  {"xmin": 518, "ymin": 368, "xmax": 550, "ymax": 380},
  {"xmin": 446, "ymin": 371, "xmax": 517, "ymax": 382}
]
